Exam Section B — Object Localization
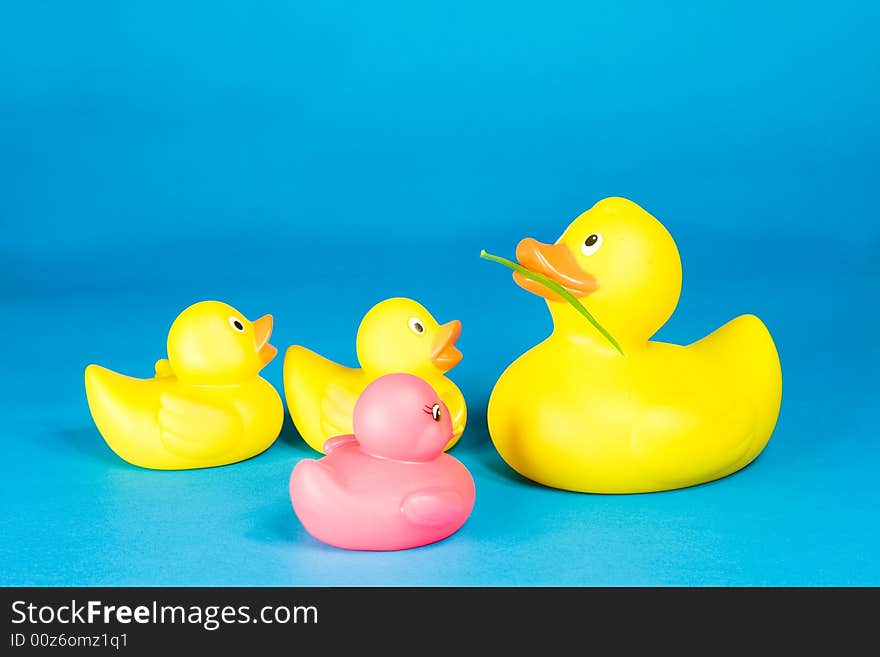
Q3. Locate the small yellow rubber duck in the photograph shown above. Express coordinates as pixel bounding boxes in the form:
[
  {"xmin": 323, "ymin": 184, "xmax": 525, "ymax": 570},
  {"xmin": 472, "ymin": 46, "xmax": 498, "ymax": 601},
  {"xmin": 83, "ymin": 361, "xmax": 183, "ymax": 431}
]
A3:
[
  {"xmin": 85, "ymin": 300, "xmax": 284, "ymax": 470},
  {"xmin": 485, "ymin": 197, "xmax": 782, "ymax": 493},
  {"xmin": 284, "ymin": 297, "xmax": 466, "ymax": 453}
]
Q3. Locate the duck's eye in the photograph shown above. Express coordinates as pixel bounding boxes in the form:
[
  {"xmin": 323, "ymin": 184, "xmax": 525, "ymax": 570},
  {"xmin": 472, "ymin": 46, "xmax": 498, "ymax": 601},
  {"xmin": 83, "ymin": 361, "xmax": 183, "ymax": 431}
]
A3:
[
  {"xmin": 229, "ymin": 317, "xmax": 245, "ymax": 332},
  {"xmin": 408, "ymin": 317, "xmax": 425, "ymax": 335},
  {"xmin": 431, "ymin": 404, "xmax": 441, "ymax": 421},
  {"xmin": 582, "ymin": 232, "xmax": 603, "ymax": 256}
]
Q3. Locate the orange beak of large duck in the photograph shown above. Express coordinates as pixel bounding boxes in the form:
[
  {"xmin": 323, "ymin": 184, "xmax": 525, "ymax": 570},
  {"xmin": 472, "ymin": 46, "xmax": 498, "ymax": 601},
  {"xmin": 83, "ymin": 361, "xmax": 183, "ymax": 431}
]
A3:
[
  {"xmin": 252, "ymin": 314, "xmax": 278, "ymax": 366},
  {"xmin": 514, "ymin": 238, "xmax": 599, "ymax": 301},
  {"xmin": 431, "ymin": 320, "xmax": 463, "ymax": 372}
]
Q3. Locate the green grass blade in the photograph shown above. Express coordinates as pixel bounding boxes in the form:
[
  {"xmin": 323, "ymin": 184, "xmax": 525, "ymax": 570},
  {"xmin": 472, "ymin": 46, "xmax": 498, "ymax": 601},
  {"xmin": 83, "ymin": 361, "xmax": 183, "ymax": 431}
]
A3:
[{"xmin": 480, "ymin": 249, "xmax": 625, "ymax": 355}]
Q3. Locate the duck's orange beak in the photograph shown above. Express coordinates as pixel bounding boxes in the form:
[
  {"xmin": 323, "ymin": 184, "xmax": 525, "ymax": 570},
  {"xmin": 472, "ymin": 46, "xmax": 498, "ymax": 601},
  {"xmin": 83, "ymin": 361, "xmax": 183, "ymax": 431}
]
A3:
[
  {"xmin": 252, "ymin": 314, "xmax": 278, "ymax": 365},
  {"xmin": 431, "ymin": 320, "xmax": 463, "ymax": 372},
  {"xmin": 514, "ymin": 238, "xmax": 599, "ymax": 301}
]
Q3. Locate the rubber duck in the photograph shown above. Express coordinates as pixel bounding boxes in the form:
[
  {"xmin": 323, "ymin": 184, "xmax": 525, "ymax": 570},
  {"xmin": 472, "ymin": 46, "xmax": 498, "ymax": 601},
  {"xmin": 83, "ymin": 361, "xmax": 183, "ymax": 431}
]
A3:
[
  {"xmin": 484, "ymin": 197, "xmax": 782, "ymax": 493},
  {"xmin": 289, "ymin": 373, "xmax": 476, "ymax": 550},
  {"xmin": 84, "ymin": 300, "xmax": 284, "ymax": 470},
  {"xmin": 284, "ymin": 297, "xmax": 466, "ymax": 453}
]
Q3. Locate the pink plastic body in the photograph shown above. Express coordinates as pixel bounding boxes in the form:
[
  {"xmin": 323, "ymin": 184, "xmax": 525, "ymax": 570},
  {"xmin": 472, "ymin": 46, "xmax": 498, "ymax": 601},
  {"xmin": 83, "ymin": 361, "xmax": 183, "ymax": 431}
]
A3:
[{"xmin": 289, "ymin": 373, "xmax": 476, "ymax": 551}]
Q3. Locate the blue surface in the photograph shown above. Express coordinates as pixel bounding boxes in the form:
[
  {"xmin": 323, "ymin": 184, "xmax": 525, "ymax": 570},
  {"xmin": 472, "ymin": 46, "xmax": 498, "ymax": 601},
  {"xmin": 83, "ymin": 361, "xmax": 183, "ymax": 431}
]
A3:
[{"xmin": 1, "ymin": 1, "xmax": 878, "ymax": 585}]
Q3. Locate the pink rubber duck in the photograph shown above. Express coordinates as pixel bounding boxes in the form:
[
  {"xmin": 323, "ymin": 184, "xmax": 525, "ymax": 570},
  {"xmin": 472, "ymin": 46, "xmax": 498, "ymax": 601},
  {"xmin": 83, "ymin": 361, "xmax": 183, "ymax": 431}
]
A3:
[{"xmin": 289, "ymin": 373, "xmax": 476, "ymax": 551}]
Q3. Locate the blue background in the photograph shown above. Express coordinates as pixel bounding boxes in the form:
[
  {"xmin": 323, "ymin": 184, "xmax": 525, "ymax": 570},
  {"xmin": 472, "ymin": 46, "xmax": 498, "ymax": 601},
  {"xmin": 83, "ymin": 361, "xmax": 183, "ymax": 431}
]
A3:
[{"xmin": 1, "ymin": 1, "xmax": 878, "ymax": 585}]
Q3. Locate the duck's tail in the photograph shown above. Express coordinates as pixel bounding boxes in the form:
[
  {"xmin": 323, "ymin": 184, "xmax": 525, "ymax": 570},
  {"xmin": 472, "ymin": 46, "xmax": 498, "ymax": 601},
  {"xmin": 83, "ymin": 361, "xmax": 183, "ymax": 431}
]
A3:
[
  {"xmin": 283, "ymin": 346, "xmax": 360, "ymax": 453},
  {"xmin": 691, "ymin": 313, "xmax": 783, "ymax": 459},
  {"xmin": 289, "ymin": 459, "xmax": 348, "ymax": 543},
  {"xmin": 84, "ymin": 365, "xmax": 161, "ymax": 461}
]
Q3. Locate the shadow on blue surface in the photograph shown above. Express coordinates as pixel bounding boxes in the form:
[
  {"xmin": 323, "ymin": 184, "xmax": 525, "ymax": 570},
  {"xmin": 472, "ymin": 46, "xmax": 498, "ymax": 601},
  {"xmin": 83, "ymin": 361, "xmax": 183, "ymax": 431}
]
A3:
[{"xmin": 44, "ymin": 427, "xmax": 129, "ymax": 469}]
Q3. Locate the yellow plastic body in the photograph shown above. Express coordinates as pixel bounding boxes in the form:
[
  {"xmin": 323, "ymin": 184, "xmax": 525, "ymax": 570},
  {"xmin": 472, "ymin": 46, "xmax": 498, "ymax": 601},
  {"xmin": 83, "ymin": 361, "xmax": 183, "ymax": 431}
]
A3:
[
  {"xmin": 487, "ymin": 198, "xmax": 782, "ymax": 493},
  {"xmin": 284, "ymin": 297, "xmax": 467, "ymax": 453},
  {"xmin": 84, "ymin": 301, "xmax": 284, "ymax": 470}
]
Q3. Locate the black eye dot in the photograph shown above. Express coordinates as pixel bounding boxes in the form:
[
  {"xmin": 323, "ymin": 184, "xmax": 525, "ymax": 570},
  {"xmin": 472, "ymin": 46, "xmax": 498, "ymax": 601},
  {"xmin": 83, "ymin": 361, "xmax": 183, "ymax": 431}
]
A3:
[
  {"xmin": 414, "ymin": 322, "xmax": 424, "ymax": 333},
  {"xmin": 233, "ymin": 320, "xmax": 244, "ymax": 331},
  {"xmin": 431, "ymin": 404, "xmax": 441, "ymax": 421},
  {"xmin": 584, "ymin": 234, "xmax": 598, "ymax": 247}
]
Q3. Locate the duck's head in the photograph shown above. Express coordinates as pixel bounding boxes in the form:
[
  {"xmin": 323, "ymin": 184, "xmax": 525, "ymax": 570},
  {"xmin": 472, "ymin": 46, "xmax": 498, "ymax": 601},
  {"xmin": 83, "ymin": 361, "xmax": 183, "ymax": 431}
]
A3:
[
  {"xmin": 514, "ymin": 197, "xmax": 682, "ymax": 348},
  {"xmin": 355, "ymin": 297, "xmax": 462, "ymax": 375},
  {"xmin": 166, "ymin": 300, "xmax": 277, "ymax": 384},
  {"xmin": 353, "ymin": 373, "xmax": 453, "ymax": 461}
]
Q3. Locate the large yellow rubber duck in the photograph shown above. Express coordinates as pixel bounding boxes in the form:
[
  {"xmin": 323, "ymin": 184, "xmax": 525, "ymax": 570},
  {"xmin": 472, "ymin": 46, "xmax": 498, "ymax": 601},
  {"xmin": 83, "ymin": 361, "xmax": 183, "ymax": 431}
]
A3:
[
  {"xmin": 485, "ymin": 197, "xmax": 782, "ymax": 493},
  {"xmin": 85, "ymin": 300, "xmax": 284, "ymax": 470},
  {"xmin": 284, "ymin": 297, "xmax": 466, "ymax": 453}
]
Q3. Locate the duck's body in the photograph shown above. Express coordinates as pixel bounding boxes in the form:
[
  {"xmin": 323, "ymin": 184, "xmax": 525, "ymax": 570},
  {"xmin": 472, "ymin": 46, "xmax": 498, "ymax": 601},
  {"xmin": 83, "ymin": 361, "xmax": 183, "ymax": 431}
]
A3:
[
  {"xmin": 290, "ymin": 374, "xmax": 475, "ymax": 551},
  {"xmin": 489, "ymin": 314, "xmax": 781, "ymax": 493},
  {"xmin": 291, "ymin": 443, "xmax": 474, "ymax": 551},
  {"xmin": 84, "ymin": 300, "xmax": 283, "ymax": 470},
  {"xmin": 284, "ymin": 298, "xmax": 466, "ymax": 453},
  {"xmin": 85, "ymin": 366, "xmax": 283, "ymax": 470},
  {"xmin": 486, "ymin": 198, "xmax": 782, "ymax": 493}
]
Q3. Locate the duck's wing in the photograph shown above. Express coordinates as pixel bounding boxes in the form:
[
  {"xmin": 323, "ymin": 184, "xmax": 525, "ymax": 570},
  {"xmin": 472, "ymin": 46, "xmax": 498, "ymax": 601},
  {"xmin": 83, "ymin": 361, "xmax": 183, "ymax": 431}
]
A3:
[
  {"xmin": 401, "ymin": 487, "xmax": 469, "ymax": 527},
  {"xmin": 631, "ymin": 398, "xmax": 757, "ymax": 484},
  {"xmin": 157, "ymin": 392, "xmax": 241, "ymax": 459}
]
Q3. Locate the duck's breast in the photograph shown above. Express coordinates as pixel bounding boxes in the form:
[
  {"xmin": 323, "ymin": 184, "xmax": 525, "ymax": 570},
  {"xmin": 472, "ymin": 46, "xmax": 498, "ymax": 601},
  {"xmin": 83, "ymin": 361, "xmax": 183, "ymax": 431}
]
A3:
[{"xmin": 488, "ymin": 338, "xmax": 642, "ymax": 487}]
